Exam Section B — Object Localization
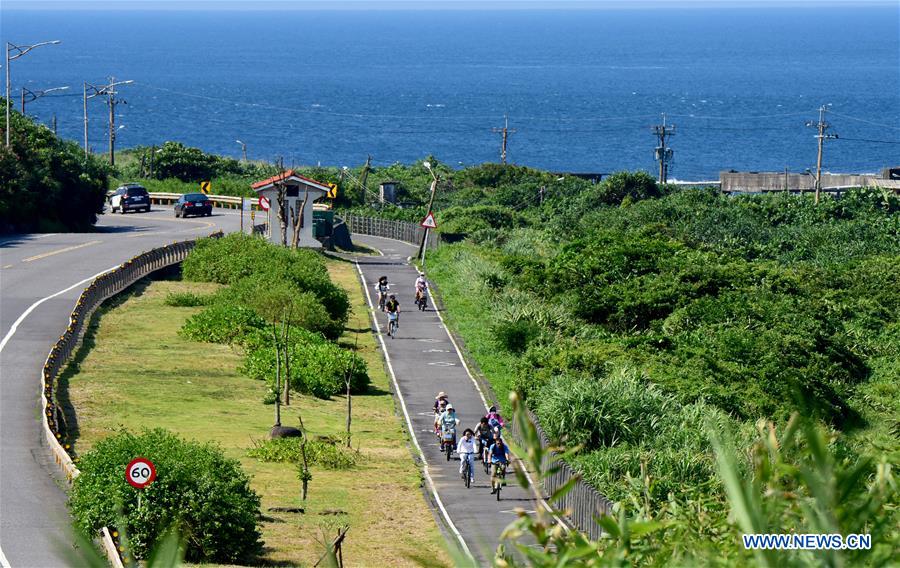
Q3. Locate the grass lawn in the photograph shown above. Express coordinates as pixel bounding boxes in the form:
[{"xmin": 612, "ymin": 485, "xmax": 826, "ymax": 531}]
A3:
[{"xmin": 62, "ymin": 259, "xmax": 452, "ymax": 567}]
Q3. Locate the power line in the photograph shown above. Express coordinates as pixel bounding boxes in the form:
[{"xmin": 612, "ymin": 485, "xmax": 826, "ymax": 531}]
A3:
[
  {"xmin": 835, "ymin": 137, "xmax": 900, "ymax": 145},
  {"xmin": 827, "ymin": 110, "xmax": 900, "ymax": 131}
]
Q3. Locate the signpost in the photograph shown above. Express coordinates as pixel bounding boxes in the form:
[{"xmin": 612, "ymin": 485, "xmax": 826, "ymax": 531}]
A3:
[
  {"xmin": 126, "ymin": 457, "xmax": 156, "ymax": 489},
  {"xmin": 241, "ymin": 197, "xmax": 252, "ymax": 233},
  {"xmin": 258, "ymin": 196, "xmax": 270, "ymax": 211},
  {"xmin": 419, "ymin": 212, "xmax": 438, "ymax": 265}
]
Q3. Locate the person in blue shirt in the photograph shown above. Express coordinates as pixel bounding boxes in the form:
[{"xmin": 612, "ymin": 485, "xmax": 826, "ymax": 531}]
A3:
[{"xmin": 488, "ymin": 434, "xmax": 510, "ymax": 494}]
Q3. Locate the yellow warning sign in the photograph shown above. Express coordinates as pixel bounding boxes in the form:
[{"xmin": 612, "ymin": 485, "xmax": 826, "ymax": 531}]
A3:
[
  {"xmin": 327, "ymin": 183, "xmax": 338, "ymax": 199},
  {"xmin": 200, "ymin": 181, "xmax": 211, "ymax": 194}
]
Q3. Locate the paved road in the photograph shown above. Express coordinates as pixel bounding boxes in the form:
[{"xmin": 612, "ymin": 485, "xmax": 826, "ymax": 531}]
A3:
[
  {"xmin": 0, "ymin": 208, "xmax": 241, "ymax": 568},
  {"xmin": 349, "ymin": 236, "xmax": 541, "ymax": 564}
]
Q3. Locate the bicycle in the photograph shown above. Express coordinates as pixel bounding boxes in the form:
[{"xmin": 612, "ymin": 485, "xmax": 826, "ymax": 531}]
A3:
[
  {"xmin": 491, "ymin": 462, "xmax": 507, "ymax": 500},
  {"xmin": 480, "ymin": 439, "xmax": 492, "ymax": 475},
  {"xmin": 416, "ymin": 290, "xmax": 428, "ymax": 311},
  {"xmin": 442, "ymin": 430, "xmax": 456, "ymax": 461},
  {"xmin": 461, "ymin": 452, "xmax": 473, "ymax": 489},
  {"xmin": 378, "ymin": 292, "xmax": 387, "ymax": 312},
  {"xmin": 387, "ymin": 312, "xmax": 398, "ymax": 338}
]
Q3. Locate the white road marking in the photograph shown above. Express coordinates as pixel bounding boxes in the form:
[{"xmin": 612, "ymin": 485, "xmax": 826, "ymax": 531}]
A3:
[
  {"xmin": 428, "ymin": 362, "xmax": 457, "ymax": 367},
  {"xmin": 22, "ymin": 240, "xmax": 102, "ymax": 263},
  {"xmin": 353, "ymin": 260, "xmax": 475, "ymax": 563},
  {"xmin": 418, "ymin": 338, "xmax": 443, "ymax": 343},
  {"xmin": 0, "ymin": 265, "xmax": 118, "ymax": 354},
  {"xmin": 424, "ymin": 349, "xmax": 450, "ymax": 353}
]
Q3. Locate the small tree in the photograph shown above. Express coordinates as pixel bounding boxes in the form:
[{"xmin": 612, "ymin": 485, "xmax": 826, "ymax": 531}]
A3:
[{"xmin": 290, "ymin": 187, "xmax": 310, "ymax": 250}]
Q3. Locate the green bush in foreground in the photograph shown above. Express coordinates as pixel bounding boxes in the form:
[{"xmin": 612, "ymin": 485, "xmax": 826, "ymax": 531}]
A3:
[{"xmin": 68, "ymin": 429, "xmax": 262, "ymax": 563}]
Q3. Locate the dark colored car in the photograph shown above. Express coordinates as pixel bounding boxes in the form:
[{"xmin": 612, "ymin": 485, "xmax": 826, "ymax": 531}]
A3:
[
  {"xmin": 174, "ymin": 193, "xmax": 213, "ymax": 218},
  {"xmin": 109, "ymin": 184, "xmax": 151, "ymax": 213}
]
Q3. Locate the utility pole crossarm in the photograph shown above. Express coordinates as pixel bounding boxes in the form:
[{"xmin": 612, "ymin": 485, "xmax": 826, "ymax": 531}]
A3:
[{"xmin": 652, "ymin": 114, "xmax": 675, "ymax": 184}]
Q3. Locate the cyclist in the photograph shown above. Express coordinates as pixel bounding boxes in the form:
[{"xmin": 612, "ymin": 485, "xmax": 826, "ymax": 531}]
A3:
[
  {"xmin": 433, "ymin": 392, "xmax": 450, "ymax": 435},
  {"xmin": 438, "ymin": 403, "xmax": 459, "ymax": 453},
  {"xmin": 414, "ymin": 273, "xmax": 429, "ymax": 306},
  {"xmin": 485, "ymin": 405, "xmax": 505, "ymax": 429},
  {"xmin": 384, "ymin": 294, "xmax": 400, "ymax": 335},
  {"xmin": 488, "ymin": 434, "xmax": 511, "ymax": 494},
  {"xmin": 375, "ymin": 276, "xmax": 390, "ymax": 311},
  {"xmin": 474, "ymin": 416, "xmax": 493, "ymax": 461},
  {"xmin": 457, "ymin": 428, "xmax": 477, "ymax": 483}
]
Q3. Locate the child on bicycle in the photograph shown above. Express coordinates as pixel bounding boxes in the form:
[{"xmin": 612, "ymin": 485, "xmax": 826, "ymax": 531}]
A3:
[{"xmin": 474, "ymin": 416, "xmax": 493, "ymax": 461}]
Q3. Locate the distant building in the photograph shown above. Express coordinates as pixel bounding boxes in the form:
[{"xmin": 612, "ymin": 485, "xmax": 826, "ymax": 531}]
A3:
[
  {"xmin": 379, "ymin": 181, "xmax": 400, "ymax": 204},
  {"xmin": 252, "ymin": 170, "xmax": 331, "ymax": 248}
]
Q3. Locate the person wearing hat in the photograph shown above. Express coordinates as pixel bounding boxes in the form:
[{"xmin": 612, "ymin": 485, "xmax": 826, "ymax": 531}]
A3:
[
  {"xmin": 438, "ymin": 403, "xmax": 459, "ymax": 453},
  {"xmin": 433, "ymin": 392, "xmax": 450, "ymax": 436}
]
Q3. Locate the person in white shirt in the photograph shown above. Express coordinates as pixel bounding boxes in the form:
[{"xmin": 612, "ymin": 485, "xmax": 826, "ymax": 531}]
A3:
[{"xmin": 457, "ymin": 428, "xmax": 477, "ymax": 483}]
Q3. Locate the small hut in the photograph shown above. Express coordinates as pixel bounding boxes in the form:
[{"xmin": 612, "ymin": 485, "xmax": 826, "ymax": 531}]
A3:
[{"xmin": 252, "ymin": 170, "xmax": 331, "ymax": 248}]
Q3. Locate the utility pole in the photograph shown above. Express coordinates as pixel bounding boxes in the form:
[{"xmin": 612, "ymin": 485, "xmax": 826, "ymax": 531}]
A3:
[
  {"xmin": 51, "ymin": 114, "xmax": 57, "ymax": 135},
  {"xmin": 107, "ymin": 76, "xmax": 117, "ymax": 166},
  {"xmin": 806, "ymin": 105, "xmax": 838, "ymax": 204},
  {"xmin": 83, "ymin": 78, "xmax": 131, "ymax": 164},
  {"xmin": 417, "ymin": 161, "xmax": 439, "ymax": 263},
  {"xmin": 491, "ymin": 114, "xmax": 516, "ymax": 164},
  {"xmin": 359, "ymin": 155, "xmax": 371, "ymax": 205},
  {"xmin": 652, "ymin": 114, "xmax": 675, "ymax": 184}
]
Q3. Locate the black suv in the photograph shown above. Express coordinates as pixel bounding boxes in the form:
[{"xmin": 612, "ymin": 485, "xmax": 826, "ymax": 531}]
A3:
[{"xmin": 109, "ymin": 184, "xmax": 151, "ymax": 213}]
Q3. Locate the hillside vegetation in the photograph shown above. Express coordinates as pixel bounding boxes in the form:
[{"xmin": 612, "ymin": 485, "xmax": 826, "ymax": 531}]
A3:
[
  {"xmin": 407, "ymin": 167, "xmax": 898, "ymax": 565},
  {"xmin": 0, "ymin": 100, "xmax": 108, "ymax": 232}
]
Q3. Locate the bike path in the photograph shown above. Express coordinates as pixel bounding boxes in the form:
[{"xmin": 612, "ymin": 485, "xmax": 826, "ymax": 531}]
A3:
[{"xmin": 348, "ymin": 235, "xmax": 541, "ymax": 565}]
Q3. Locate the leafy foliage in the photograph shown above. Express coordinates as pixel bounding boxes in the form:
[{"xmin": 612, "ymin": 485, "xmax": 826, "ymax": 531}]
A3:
[
  {"xmin": 179, "ymin": 303, "xmax": 266, "ymax": 344},
  {"xmin": 68, "ymin": 429, "xmax": 262, "ymax": 563},
  {"xmin": 0, "ymin": 102, "xmax": 108, "ymax": 232},
  {"xmin": 163, "ymin": 291, "xmax": 211, "ymax": 307},
  {"xmin": 246, "ymin": 437, "xmax": 358, "ymax": 469},
  {"xmin": 241, "ymin": 328, "xmax": 369, "ymax": 399}
]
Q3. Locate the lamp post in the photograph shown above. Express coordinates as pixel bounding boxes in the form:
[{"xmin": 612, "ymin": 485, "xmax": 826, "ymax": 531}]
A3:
[
  {"xmin": 236, "ymin": 139, "xmax": 247, "ymax": 162},
  {"xmin": 20, "ymin": 85, "xmax": 69, "ymax": 114},
  {"xmin": 6, "ymin": 40, "xmax": 61, "ymax": 147}
]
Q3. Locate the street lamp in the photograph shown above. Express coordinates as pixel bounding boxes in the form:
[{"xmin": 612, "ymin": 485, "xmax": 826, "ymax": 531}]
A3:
[
  {"xmin": 6, "ymin": 39, "xmax": 61, "ymax": 146},
  {"xmin": 235, "ymin": 139, "xmax": 247, "ymax": 162},
  {"xmin": 20, "ymin": 85, "xmax": 69, "ymax": 113}
]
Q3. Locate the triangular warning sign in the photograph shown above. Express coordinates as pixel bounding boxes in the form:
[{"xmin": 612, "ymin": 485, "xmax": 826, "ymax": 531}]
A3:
[{"xmin": 420, "ymin": 212, "xmax": 437, "ymax": 229}]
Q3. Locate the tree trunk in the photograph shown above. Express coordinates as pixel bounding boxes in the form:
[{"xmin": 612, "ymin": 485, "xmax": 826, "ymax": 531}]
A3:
[
  {"xmin": 290, "ymin": 188, "xmax": 309, "ymax": 250},
  {"xmin": 275, "ymin": 181, "xmax": 288, "ymax": 247},
  {"xmin": 298, "ymin": 415, "xmax": 310, "ymax": 501},
  {"xmin": 272, "ymin": 323, "xmax": 281, "ymax": 427}
]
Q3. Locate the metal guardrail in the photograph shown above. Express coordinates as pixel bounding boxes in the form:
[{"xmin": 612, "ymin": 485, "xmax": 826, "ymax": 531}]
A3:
[
  {"xmin": 40, "ymin": 233, "xmax": 220, "ymax": 566},
  {"xmin": 148, "ymin": 192, "xmax": 250, "ymax": 209},
  {"xmin": 343, "ymin": 214, "xmax": 441, "ymax": 249}
]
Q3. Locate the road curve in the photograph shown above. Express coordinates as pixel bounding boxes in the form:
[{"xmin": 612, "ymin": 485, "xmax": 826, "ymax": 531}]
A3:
[
  {"xmin": 0, "ymin": 208, "xmax": 241, "ymax": 568},
  {"xmin": 347, "ymin": 235, "xmax": 542, "ymax": 564}
]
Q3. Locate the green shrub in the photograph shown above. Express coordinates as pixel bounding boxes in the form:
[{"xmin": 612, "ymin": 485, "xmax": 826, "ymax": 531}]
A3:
[
  {"xmin": 182, "ymin": 233, "xmax": 349, "ymax": 325},
  {"xmin": 241, "ymin": 328, "xmax": 369, "ymax": 399},
  {"xmin": 246, "ymin": 437, "xmax": 358, "ymax": 469},
  {"xmin": 68, "ymin": 429, "xmax": 261, "ymax": 563},
  {"xmin": 438, "ymin": 205, "xmax": 527, "ymax": 237},
  {"xmin": 216, "ymin": 274, "xmax": 342, "ymax": 339},
  {"xmin": 492, "ymin": 318, "xmax": 541, "ymax": 354},
  {"xmin": 163, "ymin": 292, "xmax": 211, "ymax": 307},
  {"xmin": 180, "ymin": 304, "xmax": 265, "ymax": 344}
]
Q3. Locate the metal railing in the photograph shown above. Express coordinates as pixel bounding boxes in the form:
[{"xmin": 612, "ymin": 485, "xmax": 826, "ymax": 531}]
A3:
[
  {"xmin": 40, "ymin": 233, "xmax": 220, "ymax": 567},
  {"xmin": 148, "ymin": 192, "xmax": 247, "ymax": 209},
  {"xmin": 509, "ymin": 408, "xmax": 615, "ymax": 541},
  {"xmin": 342, "ymin": 214, "xmax": 441, "ymax": 249}
]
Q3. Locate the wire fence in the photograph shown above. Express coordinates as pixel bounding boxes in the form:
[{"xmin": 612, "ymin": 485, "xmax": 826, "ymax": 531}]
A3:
[
  {"xmin": 342, "ymin": 214, "xmax": 441, "ymax": 249},
  {"xmin": 39, "ymin": 233, "xmax": 221, "ymax": 568}
]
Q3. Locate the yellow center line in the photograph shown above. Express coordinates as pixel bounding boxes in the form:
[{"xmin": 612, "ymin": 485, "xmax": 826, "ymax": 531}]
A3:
[
  {"xmin": 125, "ymin": 220, "xmax": 215, "ymax": 238},
  {"xmin": 22, "ymin": 240, "xmax": 103, "ymax": 263}
]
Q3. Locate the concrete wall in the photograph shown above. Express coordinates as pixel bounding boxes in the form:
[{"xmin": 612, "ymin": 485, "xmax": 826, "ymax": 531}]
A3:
[{"xmin": 720, "ymin": 171, "xmax": 881, "ymax": 193}]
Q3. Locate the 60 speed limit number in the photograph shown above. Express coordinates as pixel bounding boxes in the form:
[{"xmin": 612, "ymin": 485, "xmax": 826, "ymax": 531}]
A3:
[{"xmin": 126, "ymin": 457, "xmax": 157, "ymax": 489}]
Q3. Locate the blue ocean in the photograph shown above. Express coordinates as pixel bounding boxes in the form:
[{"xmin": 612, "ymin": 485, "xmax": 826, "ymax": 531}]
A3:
[{"xmin": 2, "ymin": 5, "xmax": 898, "ymax": 178}]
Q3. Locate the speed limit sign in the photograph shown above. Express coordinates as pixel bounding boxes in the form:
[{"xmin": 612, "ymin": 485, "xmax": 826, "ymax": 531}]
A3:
[{"xmin": 126, "ymin": 457, "xmax": 157, "ymax": 489}]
